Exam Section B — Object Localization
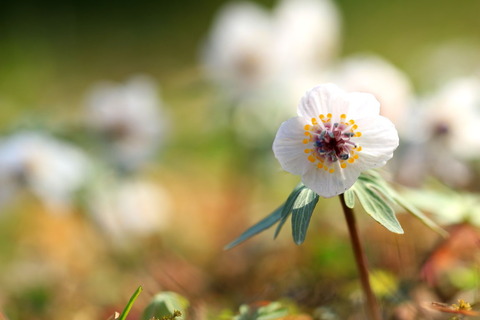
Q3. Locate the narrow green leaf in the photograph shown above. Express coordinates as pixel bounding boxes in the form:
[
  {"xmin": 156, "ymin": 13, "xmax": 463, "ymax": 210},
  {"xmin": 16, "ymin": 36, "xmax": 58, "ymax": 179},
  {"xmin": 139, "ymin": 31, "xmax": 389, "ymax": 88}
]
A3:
[
  {"xmin": 344, "ymin": 189, "xmax": 356, "ymax": 208},
  {"xmin": 224, "ymin": 204, "xmax": 284, "ymax": 250},
  {"xmin": 274, "ymin": 184, "xmax": 306, "ymax": 238},
  {"xmin": 392, "ymin": 192, "xmax": 448, "ymax": 238},
  {"xmin": 361, "ymin": 171, "xmax": 447, "ymax": 237},
  {"xmin": 118, "ymin": 286, "xmax": 143, "ymax": 320},
  {"xmin": 291, "ymin": 188, "xmax": 319, "ymax": 245},
  {"xmin": 354, "ymin": 186, "xmax": 403, "ymax": 234},
  {"xmin": 234, "ymin": 301, "xmax": 289, "ymax": 320},
  {"xmin": 141, "ymin": 292, "xmax": 189, "ymax": 320}
]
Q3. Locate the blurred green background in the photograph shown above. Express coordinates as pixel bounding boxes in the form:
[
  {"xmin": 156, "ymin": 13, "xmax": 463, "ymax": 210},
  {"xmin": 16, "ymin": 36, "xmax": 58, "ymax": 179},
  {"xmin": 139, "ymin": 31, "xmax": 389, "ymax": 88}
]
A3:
[{"xmin": 2, "ymin": 0, "xmax": 480, "ymax": 111}]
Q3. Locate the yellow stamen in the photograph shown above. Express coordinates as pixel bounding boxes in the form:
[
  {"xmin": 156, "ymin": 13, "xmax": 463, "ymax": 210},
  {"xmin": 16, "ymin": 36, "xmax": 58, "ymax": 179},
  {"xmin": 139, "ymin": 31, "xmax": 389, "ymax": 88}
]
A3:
[
  {"xmin": 326, "ymin": 113, "xmax": 332, "ymax": 119},
  {"xmin": 308, "ymin": 155, "xmax": 315, "ymax": 162},
  {"xmin": 304, "ymin": 149, "xmax": 311, "ymax": 153},
  {"xmin": 348, "ymin": 120, "xmax": 355, "ymax": 125},
  {"xmin": 311, "ymin": 118, "xmax": 318, "ymax": 125},
  {"xmin": 352, "ymin": 124, "xmax": 358, "ymax": 130},
  {"xmin": 354, "ymin": 154, "xmax": 359, "ymax": 159},
  {"xmin": 304, "ymin": 131, "xmax": 311, "ymax": 136},
  {"xmin": 317, "ymin": 163, "xmax": 323, "ymax": 169},
  {"xmin": 341, "ymin": 163, "xmax": 347, "ymax": 169},
  {"xmin": 348, "ymin": 158, "xmax": 355, "ymax": 163},
  {"xmin": 354, "ymin": 132, "xmax": 362, "ymax": 137},
  {"xmin": 340, "ymin": 114, "xmax": 346, "ymax": 119},
  {"xmin": 356, "ymin": 146, "xmax": 362, "ymax": 152},
  {"xmin": 329, "ymin": 168, "xmax": 335, "ymax": 173},
  {"xmin": 319, "ymin": 114, "xmax": 325, "ymax": 119},
  {"xmin": 302, "ymin": 139, "xmax": 309, "ymax": 144},
  {"xmin": 304, "ymin": 124, "xmax": 311, "ymax": 131}
]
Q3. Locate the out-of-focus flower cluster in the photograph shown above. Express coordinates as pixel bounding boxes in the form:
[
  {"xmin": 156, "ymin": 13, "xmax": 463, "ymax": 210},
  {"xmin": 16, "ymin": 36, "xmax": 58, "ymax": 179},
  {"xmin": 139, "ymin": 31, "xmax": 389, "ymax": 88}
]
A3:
[
  {"xmin": 201, "ymin": 0, "xmax": 480, "ymax": 191},
  {"xmin": 0, "ymin": 75, "xmax": 172, "ymax": 247},
  {"xmin": 200, "ymin": 0, "xmax": 480, "ymax": 316}
]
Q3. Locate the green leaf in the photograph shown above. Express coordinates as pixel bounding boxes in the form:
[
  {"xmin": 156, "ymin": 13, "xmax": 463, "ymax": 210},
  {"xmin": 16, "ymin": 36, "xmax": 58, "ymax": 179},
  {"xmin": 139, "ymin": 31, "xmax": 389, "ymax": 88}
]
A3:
[
  {"xmin": 291, "ymin": 188, "xmax": 319, "ymax": 244},
  {"xmin": 234, "ymin": 301, "xmax": 289, "ymax": 320},
  {"xmin": 224, "ymin": 204, "xmax": 284, "ymax": 250},
  {"xmin": 391, "ymin": 191, "xmax": 449, "ymax": 237},
  {"xmin": 360, "ymin": 171, "xmax": 447, "ymax": 237},
  {"xmin": 344, "ymin": 189, "xmax": 356, "ymax": 208},
  {"xmin": 352, "ymin": 182, "xmax": 403, "ymax": 234},
  {"xmin": 141, "ymin": 292, "xmax": 189, "ymax": 320},
  {"xmin": 118, "ymin": 286, "xmax": 143, "ymax": 320},
  {"xmin": 349, "ymin": 170, "xmax": 447, "ymax": 236},
  {"xmin": 274, "ymin": 183, "xmax": 306, "ymax": 238}
]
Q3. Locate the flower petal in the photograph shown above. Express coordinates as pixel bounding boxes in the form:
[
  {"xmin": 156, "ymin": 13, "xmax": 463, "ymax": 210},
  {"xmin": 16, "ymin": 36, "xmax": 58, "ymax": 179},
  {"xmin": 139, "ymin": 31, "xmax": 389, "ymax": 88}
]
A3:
[
  {"xmin": 353, "ymin": 115, "xmax": 399, "ymax": 170},
  {"xmin": 273, "ymin": 117, "xmax": 311, "ymax": 175},
  {"xmin": 343, "ymin": 92, "xmax": 381, "ymax": 120},
  {"xmin": 297, "ymin": 83, "xmax": 345, "ymax": 119},
  {"xmin": 302, "ymin": 163, "xmax": 361, "ymax": 198}
]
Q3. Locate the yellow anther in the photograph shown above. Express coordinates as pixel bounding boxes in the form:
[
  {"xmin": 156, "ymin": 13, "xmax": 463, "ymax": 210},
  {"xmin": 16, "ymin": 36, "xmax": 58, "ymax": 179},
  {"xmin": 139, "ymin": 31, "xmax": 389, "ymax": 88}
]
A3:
[
  {"xmin": 317, "ymin": 163, "xmax": 323, "ymax": 169},
  {"xmin": 329, "ymin": 168, "xmax": 335, "ymax": 173},
  {"xmin": 341, "ymin": 163, "xmax": 347, "ymax": 169},
  {"xmin": 354, "ymin": 132, "xmax": 362, "ymax": 137},
  {"xmin": 308, "ymin": 155, "xmax": 315, "ymax": 162},
  {"xmin": 311, "ymin": 118, "xmax": 318, "ymax": 125},
  {"xmin": 302, "ymin": 139, "xmax": 309, "ymax": 144},
  {"xmin": 304, "ymin": 131, "xmax": 311, "ymax": 136},
  {"xmin": 348, "ymin": 120, "xmax": 355, "ymax": 125},
  {"xmin": 340, "ymin": 114, "xmax": 346, "ymax": 119},
  {"xmin": 304, "ymin": 149, "xmax": 311, "ymax": 154},
  {"xmin": 356, "ymin": 146, "xmax": 362, "ymax": 151},
  {"xmin": 354, "ymin": 154, "xmax": 359, "ymax": 159},
  {"xmin": 304, "ymin": 124, "xmax": 311, "ymax": 131},
  {"xmin": 348, "ymin": 158, "xmax": 355, "ymax": 163},
  {"xmin": 352, "ymin": 124, "xmax": 358, "ymax": 130},
  {"xmin": 319, "ymin": 114, "xmax": 325, "ymax": 119},
  {"xmin": 327, "ymin": 113, "xmax": 332, "ymax": 118}
]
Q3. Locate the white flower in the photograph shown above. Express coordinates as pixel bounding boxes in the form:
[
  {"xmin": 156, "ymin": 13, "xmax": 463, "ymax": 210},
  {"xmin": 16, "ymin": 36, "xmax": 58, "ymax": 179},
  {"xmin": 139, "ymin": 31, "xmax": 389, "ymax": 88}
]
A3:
[
  {"xmin": 0, "ymin": 131, "xmax": 91, "ymax": 211},
  {"xmin": 85, "ymin": 75, "xmax": 166, "ymax": 170},
  {"xmin": 422, "ymin": 77, "xmax": 480, "ymax": 159},
  {"xmin": 331, "ymin": 55, "xmax": 413, "ymax": 135},
  {"xmin": 87, "ymin": 177, "xmax": 171, "ymax": 247},
  {"xmin": 200, "ymin": 1, "xmax": 274, "ymax": 94},
  {"xmin": 272, "ymin": 0, "xmax": 341, "ymax": 75},
  {"xmin": 201, "ymin": 0, "xmax": 341, "ymax": 96},
  {"xmin": 397, "ymin": 77, "xmax": 480, "ymax": 187},
  {"xmin": 272, "ymin": 84, "xmax": 399, "ymax": 198}
]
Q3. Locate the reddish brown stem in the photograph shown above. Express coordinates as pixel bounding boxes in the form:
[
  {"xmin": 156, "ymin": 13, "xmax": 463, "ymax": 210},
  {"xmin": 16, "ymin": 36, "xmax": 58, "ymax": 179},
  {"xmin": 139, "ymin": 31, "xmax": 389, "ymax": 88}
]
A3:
[{"xmin": 339, "ymin": 194, "xmax": 382, "ymax": 320}]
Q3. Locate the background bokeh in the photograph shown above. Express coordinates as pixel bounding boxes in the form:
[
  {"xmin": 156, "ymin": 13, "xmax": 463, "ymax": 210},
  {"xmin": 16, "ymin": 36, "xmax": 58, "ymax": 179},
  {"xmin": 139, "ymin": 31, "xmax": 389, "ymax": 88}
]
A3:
[{"xmin": 2, "ymin": 0, "xmax": 480, "ymax": 319}]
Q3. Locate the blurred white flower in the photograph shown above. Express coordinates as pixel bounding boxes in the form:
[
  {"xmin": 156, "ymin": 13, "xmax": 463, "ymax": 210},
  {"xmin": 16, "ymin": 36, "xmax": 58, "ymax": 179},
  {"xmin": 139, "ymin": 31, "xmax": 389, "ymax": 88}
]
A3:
[
  {"xmin": 0, "ymin": 131, "xmax": 91, "ymax": 211},
  {"xmin": 272, "ymin": 0, "xmax": 341, "ymax": 76},
  {"xmin": 201, "ymin": 0, "xmax": 341, "ymax": 97},
  {"xmin": 87, "ymin": 177, "xmax": 171, "ymax": 246},
  {"xmin": 201, "ymin": 1, "xmax": 274, "ymax": 96},
  {"xmin": 202, "ymin": 0, "xmax": 341, "ymax": 148},
  {"xmin": 273, "ymin": 84, "xmax": 399, "ymax": 197},
  {"xmin": 331, "ymin": 55, "xmax": 414, "ymax": 135},
  {"xmin": 396, "ymin": 77, "xmax": 480, "ymax": 187},
  {"xmin": 421, "ymin": 77, "xmax": 480, "ymax": 159},
  {"xmin": 85, "ymin": 75, "xmax": 167, "ymax": 171}
]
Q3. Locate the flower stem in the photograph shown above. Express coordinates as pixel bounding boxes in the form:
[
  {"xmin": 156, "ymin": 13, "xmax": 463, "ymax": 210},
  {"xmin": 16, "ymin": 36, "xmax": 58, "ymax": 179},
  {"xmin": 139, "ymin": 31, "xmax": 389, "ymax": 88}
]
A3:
[{"xmin": 339, "ymin": 194, "xmax": 382, "ymax": 320}]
